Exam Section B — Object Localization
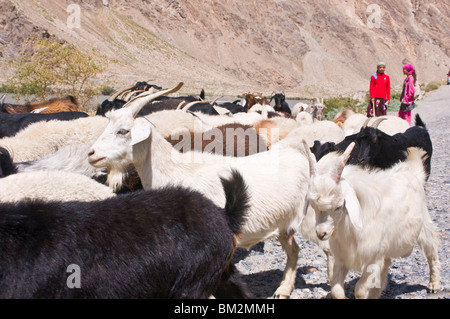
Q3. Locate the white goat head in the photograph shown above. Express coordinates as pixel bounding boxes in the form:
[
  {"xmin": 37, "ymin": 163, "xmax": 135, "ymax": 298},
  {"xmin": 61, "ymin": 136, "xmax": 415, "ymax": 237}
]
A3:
[
  {"xmin": 303, "ymin": 140, "xmax": 362, "ymax": 241},
  {"xmin": 88, "ymin": 83, "xmax": 184, "ymax": 185}
]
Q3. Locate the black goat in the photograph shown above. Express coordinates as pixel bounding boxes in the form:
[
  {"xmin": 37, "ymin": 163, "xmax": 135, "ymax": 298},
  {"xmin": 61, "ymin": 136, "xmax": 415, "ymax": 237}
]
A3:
[
  {"xmin": 0, "ymin": 111, "xmax": 89, "ymax": 139},
  {"xmin": 311, "ymin": 114, "xmax": 432, "ymax": 180},
  {"xmin": 270, "ymin": 92, "xmax": 291, "ymax": 116},
  {"xmin": 214, "ymin": 100, "xmax": 247, "ymax": 114},
  {"xmin": 183, "ymin": 101, "xmax": 220, "ymax": 115},
  {"xmin": 96, "ymin": 81, "xmax": 164, "ymax": 116},
  {"xmin": 0, "ymin": 169, "xmax": 251, "ymax": 299},
  {"xmin": 134, "ymin": 81, "xmax": 162, "ymax": 91},
  {"xmin": 129, "ymin": 90, "xmax": 207, "ymax": 116},
  {"xmin": 96, "ymin": 99, "xmax": 126, "ymax": 116}
]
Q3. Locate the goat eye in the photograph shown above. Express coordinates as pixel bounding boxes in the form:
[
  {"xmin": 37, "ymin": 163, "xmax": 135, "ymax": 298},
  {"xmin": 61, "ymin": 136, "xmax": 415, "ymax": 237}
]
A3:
[{"xmin": 117, "ymin": 129, "xmax": 129, "ymax": 135}]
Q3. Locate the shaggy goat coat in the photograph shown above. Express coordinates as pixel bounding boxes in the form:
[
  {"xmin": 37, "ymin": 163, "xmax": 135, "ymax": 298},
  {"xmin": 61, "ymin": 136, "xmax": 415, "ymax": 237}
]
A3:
[{"xmin": 0, "ymin": 170, "xmax": 250, "ymax": 298}]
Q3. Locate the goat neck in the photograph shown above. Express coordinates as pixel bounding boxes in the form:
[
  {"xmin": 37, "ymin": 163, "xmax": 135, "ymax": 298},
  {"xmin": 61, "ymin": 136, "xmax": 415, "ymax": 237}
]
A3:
[{"xmin": 132, "ymin": 124, "xmax": 191, "ymax": 190}]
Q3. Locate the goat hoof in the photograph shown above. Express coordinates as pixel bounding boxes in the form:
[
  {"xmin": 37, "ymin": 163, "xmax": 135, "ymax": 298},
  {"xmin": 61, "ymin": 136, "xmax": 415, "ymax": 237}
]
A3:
[{"xmin": 428, "ymin": 282, "xmax": 440, "ymax": 293}]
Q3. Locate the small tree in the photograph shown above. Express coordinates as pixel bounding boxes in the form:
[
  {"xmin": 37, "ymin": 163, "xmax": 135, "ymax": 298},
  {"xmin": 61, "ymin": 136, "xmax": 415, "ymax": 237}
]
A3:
[{"xmin": 5, "ymin": 36, "xmax": 108, "ymax": 108}]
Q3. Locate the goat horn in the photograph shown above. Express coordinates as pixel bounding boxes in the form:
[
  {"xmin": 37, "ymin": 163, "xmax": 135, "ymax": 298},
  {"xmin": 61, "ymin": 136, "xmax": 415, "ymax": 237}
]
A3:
[
  {"xmin": 0, "ymin": 94, "xmax": 6, "ymax": 106},
  {"xmin": 371, "ymin": 117, "xmax": 387, "ymax": 128},
  {"xmin": 181, "ymin": 101, "xmax": 198, "ymax": 112},
  {"xmin": 123, "ymin": 90, "xmax": 145, "ymax": 102},
  {"xmin": 124, "ymin": 82, "xmax": 184, "ymax": 117},
  {"xmin": 361, "ymin": 117, "xmax": 371, "ymax": 128},
  {"xmin": 182, "ymin": 100, "xmax": 207, "ymax": 112},
  {"xmin": 210, "ymin": 96, "xmax": 221, "ymax": 105},
  {"xmin": 331, "ymin": 142, "xmax": 355, "ymax": 184},
  {"xmin": 302, "ymin": 140, "xmax": 317, "ymax": 177},
  {"xmin": 176, "ymin": 101, "xmax": 186, "ymax": 110},
  {"xmin": 31, "ymin": 107, "xmax": 48, "ymax": 113},
  {"xmin": 107, "ymin": 86, "xmax": 135, "ymax": 102}
]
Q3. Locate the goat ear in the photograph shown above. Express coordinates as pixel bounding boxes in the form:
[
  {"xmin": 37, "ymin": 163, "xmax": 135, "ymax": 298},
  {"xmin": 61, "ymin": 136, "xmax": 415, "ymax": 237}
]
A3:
[
  {"xmin": 340, "ymin": 180, "xmax": 363, "ymax": 230},
  {"xmin": 131, "ymin": 117, "xmax": 152, "ymax": 146},
  {"xmin": 300, "ymin": 196, "xmax": 309, "ymax": 225}
]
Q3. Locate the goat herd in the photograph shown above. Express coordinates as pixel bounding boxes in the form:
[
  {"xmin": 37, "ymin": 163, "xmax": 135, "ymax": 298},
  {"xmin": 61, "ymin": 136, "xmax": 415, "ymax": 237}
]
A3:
[{"xmin": 0, "ymin": 81, "xmax": 440, "ymax": 299}]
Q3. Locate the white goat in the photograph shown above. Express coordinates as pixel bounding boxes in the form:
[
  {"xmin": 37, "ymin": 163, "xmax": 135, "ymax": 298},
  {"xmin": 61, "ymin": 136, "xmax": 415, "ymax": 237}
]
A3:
[
  {"xmin": 303, "ymin": 142, "xmax": 441, "ymax": 299},
  {"xmin": 145, "ymin": 109, "xmax": 210, "ymax": 137},
  {"xmin": 295, "ymin": 111, "xmax": 314, "ymax": 126},
  {"xmin": 88, "ymin": 83, "xmax": 311, "ymax": 299},
  {"xmin": 0, "ymin": 116, "xmax": 109, "ymax": 162},
  {"xmin": 343, "ymin": 114, "xmax": 410, "ymax": 136},
  {"xmin": 188, "ymin": 110, "xmax": 265, "ymax": 128},
  {"xmin": 0, "ymin": 85, "xmax": 186, "ymax": 163},
  {"xmin": 0, "ymin": 170, "xmax": 115, "ymax": 203},
  {"xmin": 276, "ymin": 120, "xmax": 345, "ymax": 150},
  {"xmin": 291, "ymin": 102, "xmax": 309, "ymax": 119},
  {"xmin": 342, "ymin": 113, "xmax": 367, "ymax": 136}
]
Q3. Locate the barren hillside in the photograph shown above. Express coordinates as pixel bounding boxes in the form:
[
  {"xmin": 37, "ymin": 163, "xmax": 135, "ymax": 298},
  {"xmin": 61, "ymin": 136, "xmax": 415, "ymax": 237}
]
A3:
[{"xmin": 1, "ymin": 0, "xmax": 449, "ymax": 97}]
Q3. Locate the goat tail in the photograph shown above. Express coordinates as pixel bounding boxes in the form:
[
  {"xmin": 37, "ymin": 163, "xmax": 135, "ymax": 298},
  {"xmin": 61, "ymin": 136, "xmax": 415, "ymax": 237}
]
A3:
[
  {"xmin": 405, "ymin": 147, "xmax": 428, "ymax": 183},
  {"xmin": 415, "ymin": 114, "xmax": 427, "ymax": 129},
  {"xmin": 220, "ymin": 168, "xmax": 250, "ymax": 235}
]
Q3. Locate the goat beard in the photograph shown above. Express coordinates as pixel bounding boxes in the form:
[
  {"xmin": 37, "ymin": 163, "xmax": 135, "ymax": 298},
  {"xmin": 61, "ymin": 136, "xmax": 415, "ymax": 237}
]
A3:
[{"xmin": 106, "ymin": 166, "xmax": 127, "ymax": 192}]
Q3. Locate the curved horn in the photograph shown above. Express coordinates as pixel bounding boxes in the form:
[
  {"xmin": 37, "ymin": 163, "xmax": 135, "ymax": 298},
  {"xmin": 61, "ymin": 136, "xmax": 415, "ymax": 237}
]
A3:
[
  {"xmin": 176, "ymin": 101, "xmax": 186, "ymax": 110},
  {"xmin": 361, "ymin": 117, "xmax": 371, "ymax": 128},
  {"xmin": 31, "ymin": 107, "xmax": 48, "ymax": 113},
  {"xmin": 123, "ymin": 90, "xmax": 145, "ymax": 102},
  {"xmin": 0, "ymin": 94, "xmax": 6, "ymax": 106},
  {"xmin": 124, "ymin": 82, "xmax": 184, "ymax": 117},
  {"xmin": 371, "ymin": 117, "xmax": 387, "ymax": 128},
  {"xmin": 182, "ymin": 100, "xmax": 207, "ymax": 112},
  {"xmin": 107, "ymin": 86, "xmax": 135, "ymax": 102},
  {"xmin": 210, "ymin": 96, "xmax": 221, "ymax": 105},
  {"xmin": 331, "ymin": 142, "xmax": 355, "ymax": 184}
]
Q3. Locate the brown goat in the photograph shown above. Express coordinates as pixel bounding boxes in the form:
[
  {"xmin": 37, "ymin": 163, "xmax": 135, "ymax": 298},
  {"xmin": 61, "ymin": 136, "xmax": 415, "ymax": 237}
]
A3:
[
  {"xmin": 166, "ymin": 123, "xmax": 268, "ymax": 157},
  {"xmin": 1, "ymin": 96, "xmax": 79, "ymax": 114},
  {"xmin": 242, "ymin": 92, "xmax": 270, "ymax": 111}
]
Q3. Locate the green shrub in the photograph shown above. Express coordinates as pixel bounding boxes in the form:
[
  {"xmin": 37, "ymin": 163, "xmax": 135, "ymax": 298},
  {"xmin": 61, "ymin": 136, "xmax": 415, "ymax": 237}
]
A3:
[
  {"xmin": 5, "ymin": 36, "xmax": 109, "ymax": 108},
  {"xmin": 323, "ymin": 96, "xmax": 365, "ymax": 120},
  {"xmin": 100, "ymin": 86, "xmax": 116, "ymax": 96},
  {"xmin": 424, "ymin": 81, "xmax": 442, "ymax": 92}
]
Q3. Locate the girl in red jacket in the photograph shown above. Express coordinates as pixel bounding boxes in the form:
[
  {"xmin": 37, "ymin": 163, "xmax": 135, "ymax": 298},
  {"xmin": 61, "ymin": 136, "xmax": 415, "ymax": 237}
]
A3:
[
  {"xmin": 367, "ymin": 62, "xmax": 390, "ymax": 117},
  {"xmin": 399, "ymin": 64, "xmax": 416, "ymax": 125}
]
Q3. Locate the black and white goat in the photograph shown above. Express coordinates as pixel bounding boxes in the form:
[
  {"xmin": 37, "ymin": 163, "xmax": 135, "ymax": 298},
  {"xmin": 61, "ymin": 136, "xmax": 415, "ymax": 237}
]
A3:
[
  {"xmin": 0, "ymin": 111, "xmax": 88, "ymax": 139},
  {"xmin": 310, "ymin": 114, "xmax": 432, "ymax": 180},
  {"xmin": 0, "ymin": 169, "xmax": 251, "ymax": 299}
]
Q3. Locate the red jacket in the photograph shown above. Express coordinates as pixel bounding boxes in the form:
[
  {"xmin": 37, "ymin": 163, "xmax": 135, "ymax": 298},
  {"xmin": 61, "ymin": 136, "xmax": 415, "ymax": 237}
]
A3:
[{"xmin": 370, "ymin": 72, "xmax": 390, "ymax": 100}]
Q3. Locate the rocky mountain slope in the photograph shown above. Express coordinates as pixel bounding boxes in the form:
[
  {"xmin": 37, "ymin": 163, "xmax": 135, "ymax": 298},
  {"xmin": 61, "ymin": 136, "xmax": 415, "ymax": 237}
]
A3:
[{"xmin": 1, "ymin": 0, "xmax": 449, "ymax": 97}]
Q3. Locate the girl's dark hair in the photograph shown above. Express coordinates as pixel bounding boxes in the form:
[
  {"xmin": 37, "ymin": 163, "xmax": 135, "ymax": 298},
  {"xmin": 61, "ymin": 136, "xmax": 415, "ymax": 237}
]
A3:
[{"xmin": 411, "ymin": 72, "xmax": 417, "ymax": 85}]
